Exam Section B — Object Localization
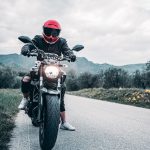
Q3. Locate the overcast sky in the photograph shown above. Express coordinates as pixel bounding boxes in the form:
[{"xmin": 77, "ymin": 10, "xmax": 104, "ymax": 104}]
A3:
[{"xmin": 1, "ymin": 0, "xmax": 150, "ymax": 65}]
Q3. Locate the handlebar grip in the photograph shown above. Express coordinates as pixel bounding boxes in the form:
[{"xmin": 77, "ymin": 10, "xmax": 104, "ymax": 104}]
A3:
[
  {"xmin": 30, "ymin": 53, "xmax": 38, "ymax": 56},
  {"xmin": 60, "ymin": 57, "xmax": 71, "ymax": 61},
  {"xmin": 30, "ymin": 49, "xmax": 38, "ymax": 53}
]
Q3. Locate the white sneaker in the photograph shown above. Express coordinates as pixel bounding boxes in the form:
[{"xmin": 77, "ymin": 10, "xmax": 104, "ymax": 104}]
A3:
[
  {"xmin": 18, "ymin": 98, "xmax": 28, "ymax": 110},
  {"xmin": 60, "ymin": 122, "xmax": 75, "ymax": 131}
]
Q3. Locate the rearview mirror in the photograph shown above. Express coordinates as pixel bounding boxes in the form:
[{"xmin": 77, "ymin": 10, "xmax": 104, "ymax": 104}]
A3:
[
  {"xmin": 72, "ymin": 45, "xmax": 84, "ymax": 52},
  {"xmin": 18, "ymin": 36, "xmax": 32, "ymax": 43}
]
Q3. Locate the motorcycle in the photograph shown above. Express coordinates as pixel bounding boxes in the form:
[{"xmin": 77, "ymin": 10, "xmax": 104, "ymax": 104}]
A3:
[{"xmin": 18, "ymin": 36, "xmax": 84, "ymax": 150}]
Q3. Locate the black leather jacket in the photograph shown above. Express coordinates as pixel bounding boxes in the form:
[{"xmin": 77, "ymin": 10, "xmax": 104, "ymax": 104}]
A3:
[{"xmin": 21, "ymin": 35, "xmax": 74, "ymax": 57}]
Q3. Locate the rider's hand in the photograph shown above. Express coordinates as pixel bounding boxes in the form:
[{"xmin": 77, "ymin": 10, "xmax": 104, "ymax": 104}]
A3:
[
  {"xmin": 21, "ymin": 45, "xmax": 30, "ymax": 56},
  {"xmin": 69, "ymin": 54, "xmax": 76, "ymax": 62}
]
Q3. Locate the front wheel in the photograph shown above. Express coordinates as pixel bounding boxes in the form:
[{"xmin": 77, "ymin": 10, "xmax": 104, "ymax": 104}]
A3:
[
  {"xmin": 31, "ymin": 117, "xmax": 39, "ymax": 127},
  {"xmin": 39, "ymin": 95, "xmax": 60, "ymax": 150}
]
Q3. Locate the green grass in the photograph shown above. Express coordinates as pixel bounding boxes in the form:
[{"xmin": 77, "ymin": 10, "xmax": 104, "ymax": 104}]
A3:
[
  {"xmin": 68, "ymin": 88, "xmax": 150, "ymax": 109},
  {"xmin": 0, "ymin": 89, "xmax": 21, "ymax": 150}
]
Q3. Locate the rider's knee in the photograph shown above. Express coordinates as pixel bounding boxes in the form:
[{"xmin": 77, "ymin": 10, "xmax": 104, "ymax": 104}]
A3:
[
  {"xmin": 22, "ymin": 76, "xmax": 31, "ymax": 82},
  {"xmin": 21, "ymin": 76, "xmax": 31, "ymax": 93},
  {"xmin": 62, "ymin": 83, "xmax": 66, "ymax": 90}
]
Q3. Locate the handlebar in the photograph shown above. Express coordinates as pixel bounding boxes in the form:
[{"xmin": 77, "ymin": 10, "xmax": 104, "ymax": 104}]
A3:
[
  {"xmin": 28, "ymin": 49, "xmax": 71, "ymax": 61},
  {"xmin": 60, "ymin": 57, "xmax": 71, "ymax": 61},
  {"xmin": 29, "ymin": 53, "xmax": 38, "ymax": 57}
]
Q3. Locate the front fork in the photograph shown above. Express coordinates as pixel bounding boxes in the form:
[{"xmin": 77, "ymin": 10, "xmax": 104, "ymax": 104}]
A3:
[{"xmin": 37, "ymin": 65, "xmax": 44, "ymax": 123}]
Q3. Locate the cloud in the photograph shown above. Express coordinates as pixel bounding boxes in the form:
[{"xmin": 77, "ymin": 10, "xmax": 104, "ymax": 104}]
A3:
[{"xmin": 0, "ymin": 0, "xmax": 150, "ymax": 65}]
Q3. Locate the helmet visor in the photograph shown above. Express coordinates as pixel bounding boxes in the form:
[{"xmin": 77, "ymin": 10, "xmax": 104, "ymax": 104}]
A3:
[{"xmin": 43, "ymin": 27, "xmax": 60, "ymax": 37}]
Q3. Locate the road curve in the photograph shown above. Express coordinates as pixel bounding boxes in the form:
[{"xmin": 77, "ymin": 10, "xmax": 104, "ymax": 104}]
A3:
[{"xmin": 9, "ymin": 95, "xmax": 150, "ymax": 150}]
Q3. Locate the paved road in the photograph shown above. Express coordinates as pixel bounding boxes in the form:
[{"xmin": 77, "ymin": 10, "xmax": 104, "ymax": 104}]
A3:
[{"xmin": 9, "ymin": 95, "xmax": 150, "ymax": 150}]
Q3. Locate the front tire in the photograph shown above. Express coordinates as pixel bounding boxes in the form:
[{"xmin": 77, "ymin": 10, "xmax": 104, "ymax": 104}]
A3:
[
  {"xmin": 39, "ymin": 95, "xmax": 60, "ymax": 150},
  {"xmin": 31, "ymin": 118, "xmax": 39, "ymax": 127}
]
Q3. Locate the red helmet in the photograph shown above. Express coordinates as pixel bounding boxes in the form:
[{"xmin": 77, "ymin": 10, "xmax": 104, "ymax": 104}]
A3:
[{"xmin": 43, "ymin": 20, "xmax": 61, "ymax": 44}]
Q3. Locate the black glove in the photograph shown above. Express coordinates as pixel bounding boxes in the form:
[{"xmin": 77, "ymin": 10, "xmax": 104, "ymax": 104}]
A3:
[
  {"xmin": 69, "ymin": 54, "xmax": 76, "ymax": 62},
  {"xmin": 21, "ymin": 45, "xmax": 30, "ymax": 56}
]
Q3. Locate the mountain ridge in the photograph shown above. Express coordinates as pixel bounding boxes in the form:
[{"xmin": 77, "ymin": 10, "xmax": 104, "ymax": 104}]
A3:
[{"xmin": 0, "ymin": 53, "xmax": 146, "ymax": 74}]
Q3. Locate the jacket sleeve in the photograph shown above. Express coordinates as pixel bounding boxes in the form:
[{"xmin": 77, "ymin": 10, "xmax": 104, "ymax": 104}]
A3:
[
  {"xmin": 61, "ymin": 38, "xmax": 74, "ymax": 57},
  {"xmin": 21, "ymin": 35, "xmax": 41, "ymax": 55},
  {"xmin": 32, "ymin": 35, "xmax": 42, "ymax": 48}
]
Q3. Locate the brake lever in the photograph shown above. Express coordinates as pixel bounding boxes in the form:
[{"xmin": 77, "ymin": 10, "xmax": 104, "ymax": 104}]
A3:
[
  {"xmin": 60, "ymin": 57, "xmax": 71, "ymax": 62},
  {"xmin": 37, "ymin": 49, "xmax": 44, "ymax": 54},
  {"xmin": 31, "ymin": 49, "xmax": 38, "ymax": 53}
]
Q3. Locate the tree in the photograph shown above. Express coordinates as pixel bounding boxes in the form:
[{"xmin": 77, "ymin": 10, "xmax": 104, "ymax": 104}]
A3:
[
  {"xmin": 66, "ymin": 69, "xmax": 79, "ymax": 91},
  {"xmin": 132, "ymin": 70, "xmax": 143, "ymax": 88},
  {"xmin": 77, "ymin": 72, "xmax": 100, "ymax": 89},
  {"xmin": 143, "ymin": 61, "xmax": 150, "ymax": 88},
  {"xmin": 103, "ymin": 68, "xmax": 129, "ymax": 88},
  {"xmin": 146, "ymin": 61, "xmax": 150, "ymax": 71},
  {"xmin": 0, "ymin": 65, "xmax": 21, "ymax": 88}
]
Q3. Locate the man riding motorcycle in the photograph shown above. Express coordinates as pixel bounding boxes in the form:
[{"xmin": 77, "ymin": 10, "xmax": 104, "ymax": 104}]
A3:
[{"xmin": 18, "ymin": 19, "xmax": 76, "ymax": 131}]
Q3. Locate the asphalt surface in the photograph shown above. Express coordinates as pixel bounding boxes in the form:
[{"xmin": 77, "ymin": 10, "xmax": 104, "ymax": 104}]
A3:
[{"xmin": 9, "ymin": 95, "xmax": 150, "ymax": 150}]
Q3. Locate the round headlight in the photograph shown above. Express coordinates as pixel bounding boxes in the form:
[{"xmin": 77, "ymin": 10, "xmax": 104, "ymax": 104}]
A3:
[{"xmin": 45, "ymin": 66, "xmax": 59, "ymax": 79}]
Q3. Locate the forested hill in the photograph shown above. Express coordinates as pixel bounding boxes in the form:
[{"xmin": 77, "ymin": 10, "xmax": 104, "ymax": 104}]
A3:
[{"xmin": 0, "ymin": 53, "xmax": 146, "ymax": 74}]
